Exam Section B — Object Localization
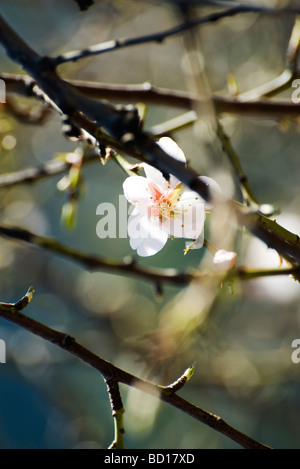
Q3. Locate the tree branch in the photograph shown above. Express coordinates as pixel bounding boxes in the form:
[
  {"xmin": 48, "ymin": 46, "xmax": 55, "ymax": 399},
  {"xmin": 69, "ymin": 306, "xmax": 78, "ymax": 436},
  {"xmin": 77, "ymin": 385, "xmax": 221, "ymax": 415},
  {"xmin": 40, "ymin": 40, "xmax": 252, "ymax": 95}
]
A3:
[
  {"xmin": 237, "ymin": 16, "xmax": 300, "ymax": 102},
  {"xmin": 105, "ymin": 379, "xmax": 125, "ymax": 449},
  {"xmin": 0, "ymin": 151, "xmax": 99, "ymax": 189},
  {"xmin": 216, "ymin": 120, "xmax": 260, "ymax": 207},
  {"xmin": 0, "ymin": 288, "xmax": 271, "ymax": 449},
  {"xmin": 52, "ymin": 5, "xmax": 300, "ymax": 66},
  {"xmin": 3, "ymin": 72, "xmax": 300, "ymax": 118},
  {"xmin": 0, "ymin": 223, "xmax": 194, "ymax": 286},
  {"xmin": 0, "ymin": 222, "xmax": 299, "ymax": 286}
]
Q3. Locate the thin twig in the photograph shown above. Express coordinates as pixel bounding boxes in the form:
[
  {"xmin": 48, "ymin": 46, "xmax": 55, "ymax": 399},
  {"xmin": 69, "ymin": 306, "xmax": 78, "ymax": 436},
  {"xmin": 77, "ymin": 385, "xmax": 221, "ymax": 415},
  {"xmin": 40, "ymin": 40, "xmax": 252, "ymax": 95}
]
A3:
[
  {"xmin": 216, "ymin": 120, "xmax": 259, "ymax": 207},
  {"xmin": 1, "ymin": 96, "xmax": 51, "ymax": 125},
  {"xmin": 52, "ymin": 5, "xmax": 300, "ymax": 66}
]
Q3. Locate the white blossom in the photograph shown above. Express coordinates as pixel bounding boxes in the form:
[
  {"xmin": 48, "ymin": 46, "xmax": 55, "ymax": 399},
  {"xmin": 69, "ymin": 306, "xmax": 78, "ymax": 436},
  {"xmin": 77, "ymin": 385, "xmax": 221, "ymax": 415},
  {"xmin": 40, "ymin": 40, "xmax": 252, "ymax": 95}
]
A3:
[{"xmin": 123, "ymin": 137, "xmax": 220, "ymax": 257}]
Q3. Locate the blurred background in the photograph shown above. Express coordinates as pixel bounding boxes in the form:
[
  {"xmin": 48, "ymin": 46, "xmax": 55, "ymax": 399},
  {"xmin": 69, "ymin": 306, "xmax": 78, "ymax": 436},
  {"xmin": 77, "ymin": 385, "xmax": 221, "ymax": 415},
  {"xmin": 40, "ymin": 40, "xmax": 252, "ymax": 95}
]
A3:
[{"xmin": 0, "ymin": 0, "xmax": 300, "ymax": 449}]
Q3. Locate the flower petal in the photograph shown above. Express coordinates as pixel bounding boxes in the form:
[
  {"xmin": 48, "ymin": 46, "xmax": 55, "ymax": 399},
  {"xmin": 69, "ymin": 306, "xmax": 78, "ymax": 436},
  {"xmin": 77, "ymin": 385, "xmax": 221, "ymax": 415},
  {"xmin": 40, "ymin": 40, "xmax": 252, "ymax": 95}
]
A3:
[
  {"xmin": 143, "ymin": 163, "xmax": 169, "ymax": 193},
  {"xmin": 161, "ymin": 200, "xmax": 205, "ymax": 239},
  {"xmin": 123, "ymin": 176, "xmax": 152, "ymax": 208},
  {"xmin": 178, "ymin": 200, "xmax": 205, "ymax": 238},
  {"xmin": 127, "ymin": 208, "xmax": 168, "ymax": 257},
  {"xmin": 144, "ymin": 137, "xmax": 186, "ymax": 191},
  {"xmin": 158, "ymin": 136, "xmax": 186, "ymax": 189},
  {"xmin": 157, "ymin": 137, "xmax": 186, "ymax": 163},
  {"xmin": 136, "ymin": 235, "xmax": 168, "ymax": 257},
  {"xmin": 178, "ymin": 186, "xmax": 204, "ymax": 203}
]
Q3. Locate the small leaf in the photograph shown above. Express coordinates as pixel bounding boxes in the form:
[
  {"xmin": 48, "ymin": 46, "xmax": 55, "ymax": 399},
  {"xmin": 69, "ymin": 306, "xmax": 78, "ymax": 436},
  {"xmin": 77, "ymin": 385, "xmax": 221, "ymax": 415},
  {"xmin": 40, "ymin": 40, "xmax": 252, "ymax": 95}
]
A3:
[
  {"xmin": 61, "ymin": 201, "xmax": 77, "ymax": 230},
  {"xmin": 57, "ymin": 175, "xmax": 71, "ymax": 192},
  {"xmin": 69, "ymin": 165, "xmax": 81, "ymax": 188}
]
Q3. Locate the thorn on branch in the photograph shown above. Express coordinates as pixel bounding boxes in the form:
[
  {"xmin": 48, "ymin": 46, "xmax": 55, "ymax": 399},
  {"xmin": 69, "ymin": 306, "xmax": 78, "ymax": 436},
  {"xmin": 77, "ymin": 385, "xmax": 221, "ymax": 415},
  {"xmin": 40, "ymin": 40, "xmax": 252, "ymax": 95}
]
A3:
[
  {"xmin": 61, "ymin": 116, "xmax": 83, "ymax": 141},
  {"xmin": 61, "ymin": 334, "xmax": 76, "ymax": 347}
]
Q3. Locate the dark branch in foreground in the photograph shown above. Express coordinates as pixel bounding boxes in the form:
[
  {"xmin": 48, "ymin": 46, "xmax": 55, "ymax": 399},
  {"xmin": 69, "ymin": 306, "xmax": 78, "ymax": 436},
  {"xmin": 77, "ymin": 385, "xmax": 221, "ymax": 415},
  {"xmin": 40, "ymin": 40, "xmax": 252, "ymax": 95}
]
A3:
[{"xmin": 0, "ymin": 288, "xmax": 272, "ymax": 450}]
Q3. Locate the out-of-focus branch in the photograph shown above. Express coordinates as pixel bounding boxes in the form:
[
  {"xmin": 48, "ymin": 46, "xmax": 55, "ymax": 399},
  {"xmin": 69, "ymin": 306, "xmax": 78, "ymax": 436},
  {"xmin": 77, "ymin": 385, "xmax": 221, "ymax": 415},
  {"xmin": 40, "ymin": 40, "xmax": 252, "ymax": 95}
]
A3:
[
  {"xmin": 238, "ymin": 16, "xmax": 300, "ymax": 102},
  {"xmin": 0, "ymin": 288, "xmax": 272, "ymax": 449},
  {"xmin": 232, "ymin": 266, "xmax": 300, "ymax": 282},
  {"xmin": 3, "ymin": 73, "xmax": 300, "ymax": 118},
  {"xmin": 1, "ymin": 96, "xmax": 51, "ymax": 125},
  {"xmin": 0, "ymin": 223, "xmax": 299, "ymax": 285},
  {"xmin": 212, "ymin": 16, "xmax": 300, "ymax": 212},
  {"xmin": 0, "ymin": 152, "xmax": 99, "ymax": 189},
  {"xmin": 214, "ymin": 18, "xmax": 300, "ymax": 208},
  {"xmin": 216, "ymin": 120, "xmax": 283, "ymax": 217},
  {"xmin": 216, "ymin": 120, "xmax": 259, "ymax": 207},
  {"xmin": 156, "ymin": 0, "xmax": 300, "ymax": 9},
  {"xmin": 0, "ymin": 223, "xmax": 194, "ymax": 287},
  {"xmin": 236, "ymin": 208, "xmax": 300, "ymax": 268}
]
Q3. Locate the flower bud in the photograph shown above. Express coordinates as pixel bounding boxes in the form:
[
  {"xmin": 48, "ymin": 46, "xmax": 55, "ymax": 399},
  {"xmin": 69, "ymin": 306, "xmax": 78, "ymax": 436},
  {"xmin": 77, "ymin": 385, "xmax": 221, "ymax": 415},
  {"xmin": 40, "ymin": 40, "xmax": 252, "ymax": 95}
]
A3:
[{"xmin": 213, "ymin": 249, "xmax": 237, "ymax": 271}]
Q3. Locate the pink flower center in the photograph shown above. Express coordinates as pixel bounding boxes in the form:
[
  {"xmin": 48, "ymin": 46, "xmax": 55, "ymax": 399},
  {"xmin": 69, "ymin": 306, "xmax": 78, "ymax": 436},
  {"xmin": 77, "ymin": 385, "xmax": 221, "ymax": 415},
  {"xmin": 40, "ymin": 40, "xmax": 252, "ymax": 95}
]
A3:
[{"xmin": 147, "ymin": 182, "xmax": 182, "ymax": 222}]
